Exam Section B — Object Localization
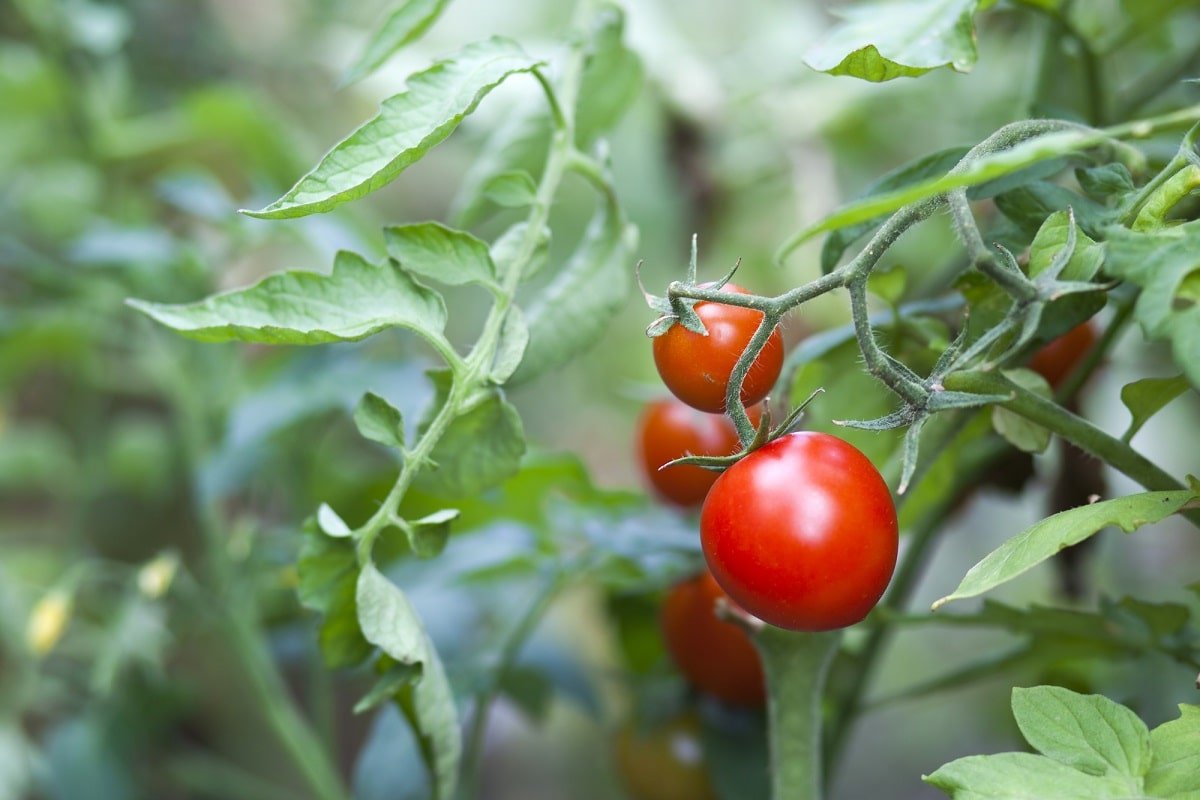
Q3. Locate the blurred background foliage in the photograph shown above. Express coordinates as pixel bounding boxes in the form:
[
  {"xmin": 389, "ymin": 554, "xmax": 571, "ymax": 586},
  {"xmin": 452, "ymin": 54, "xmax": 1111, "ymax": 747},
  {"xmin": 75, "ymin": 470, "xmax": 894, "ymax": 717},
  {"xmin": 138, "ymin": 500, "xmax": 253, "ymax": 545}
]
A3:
[{"xmin": 3, "ymin": 0, "xmax": 1200, "ymax": 798}]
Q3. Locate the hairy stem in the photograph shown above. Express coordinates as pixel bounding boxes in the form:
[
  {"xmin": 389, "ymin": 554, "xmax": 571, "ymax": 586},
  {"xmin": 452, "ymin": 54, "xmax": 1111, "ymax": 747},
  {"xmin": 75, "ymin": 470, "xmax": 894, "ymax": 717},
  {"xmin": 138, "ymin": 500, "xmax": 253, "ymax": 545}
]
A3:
[{"xmin": 755, "ymin": 629, "xmax": 840, "ymax": 800}]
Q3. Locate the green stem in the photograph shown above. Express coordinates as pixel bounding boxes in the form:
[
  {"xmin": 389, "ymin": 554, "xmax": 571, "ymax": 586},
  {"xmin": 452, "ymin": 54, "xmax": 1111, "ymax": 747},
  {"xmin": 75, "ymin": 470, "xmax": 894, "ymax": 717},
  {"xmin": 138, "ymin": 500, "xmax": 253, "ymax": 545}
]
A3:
[
  {"xmin": 458, "ymin": 571, "xmax": 565, "ymax": 800},
  {"xmin": 943, "ymin": 370, "xmax": 1200, "ymax": 527},
  {"xmin": 755, "ymin": 628, "xmax": 841, "ymax": 800},
  {"xmin": 163, "ymin": 353, "xmax": 349, "ymax": 800}
]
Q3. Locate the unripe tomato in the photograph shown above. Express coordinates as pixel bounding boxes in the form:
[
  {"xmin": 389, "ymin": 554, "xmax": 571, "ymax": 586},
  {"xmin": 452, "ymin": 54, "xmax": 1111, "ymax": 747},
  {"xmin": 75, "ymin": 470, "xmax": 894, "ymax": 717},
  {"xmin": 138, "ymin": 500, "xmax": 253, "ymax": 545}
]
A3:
[
  {"xmin": 652, "ymin": 284, "xmax": 784, "ymax": 413},
  {"xmin": 662, "ymin": 572, "xmax": 764, "ymax": 707},
  {"xmin": 636, "ymin": 399, "xmax": 763, "ymax": 508},
  {"xmin": 700, "ymin": 432, "xmax": 898, "ymax": 631},
  {"xmin": 1028, "ymin": 321, "xmax": 1096, "ymax": 389},
  {"xmin": 612, "ymin": 714, "xmax": 717, "ymax": 800}
]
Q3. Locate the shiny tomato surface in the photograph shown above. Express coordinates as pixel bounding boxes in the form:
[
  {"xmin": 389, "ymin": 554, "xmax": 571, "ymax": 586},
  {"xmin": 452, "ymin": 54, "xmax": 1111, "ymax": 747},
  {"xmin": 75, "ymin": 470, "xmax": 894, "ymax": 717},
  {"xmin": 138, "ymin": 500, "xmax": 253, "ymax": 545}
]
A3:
[
  {"xmin": 661, "ymin": 571, "xmax": 764, "ymax": 707},
  {"xmin": 652, "ymin": 284, "xmax": 784, "ymax": 413},
  {"xmin": 700, "ymin": 432, "xmax": 898, "ymax": 631},
  {"xmin": 636, "ymin": 398, "xmax": 761, "ymax": 507}
]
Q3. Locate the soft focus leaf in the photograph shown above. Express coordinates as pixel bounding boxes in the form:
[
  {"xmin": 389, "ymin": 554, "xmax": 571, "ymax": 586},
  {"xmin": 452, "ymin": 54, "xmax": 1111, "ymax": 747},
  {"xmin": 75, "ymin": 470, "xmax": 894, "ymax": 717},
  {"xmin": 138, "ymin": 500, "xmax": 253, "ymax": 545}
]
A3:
[{"xmin": 343, "ymin": 0, "xmax": 451, "ymax": 85}]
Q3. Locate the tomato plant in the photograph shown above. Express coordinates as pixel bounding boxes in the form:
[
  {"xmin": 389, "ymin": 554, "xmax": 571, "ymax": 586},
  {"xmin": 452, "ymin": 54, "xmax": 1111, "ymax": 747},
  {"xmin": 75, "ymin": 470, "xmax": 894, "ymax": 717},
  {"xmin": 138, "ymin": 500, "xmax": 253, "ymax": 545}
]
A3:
[
  {"xmin": 661, "ymin": 571, "xmax": 764, "ymax": 706},
  {"xmin": 700, "ymin": 432, "xmax": 898, "ymax": 631},
  {"xmin": 636, "ymin": 398, "xmax": 762, "ymax": 507},
  {"xmin": 11, "ymin": 0, "xmax": 1200, "ymax": 799},
  {"xmin": 652, "ymin": 284, "xmax": 785, "ymax": 413}
]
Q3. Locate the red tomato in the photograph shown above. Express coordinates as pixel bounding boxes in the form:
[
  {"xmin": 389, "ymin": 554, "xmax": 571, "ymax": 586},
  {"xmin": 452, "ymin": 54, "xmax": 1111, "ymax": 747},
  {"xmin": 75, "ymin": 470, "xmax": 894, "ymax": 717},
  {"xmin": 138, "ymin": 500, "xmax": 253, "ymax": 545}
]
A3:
[
  {"xmin": 612, "ymin": 714, "xmax": 716, "ymax": 800},
  {"xmin": 1028, "ymin": 321, "xmax": 1097, "ymax": 389},
  {"xmin": 652, "ymin": 284, "xmax": 785, "ymax": 413},
  {"xmin": 662, "ymin": 572, "xmax": 764, "ymax": 707},
  {"xmin": 700, "ymin": 432, "xmax": 898, "ymax": 631},
  {"xmin": 636, "ymin": 399, "xmax": 763, "ymax": 507}
]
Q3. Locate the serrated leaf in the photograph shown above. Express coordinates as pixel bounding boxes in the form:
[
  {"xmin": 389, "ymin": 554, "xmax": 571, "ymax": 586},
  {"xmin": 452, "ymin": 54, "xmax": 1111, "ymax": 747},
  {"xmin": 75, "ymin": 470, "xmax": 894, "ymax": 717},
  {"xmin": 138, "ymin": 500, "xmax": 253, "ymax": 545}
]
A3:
[
  {"xmin": 342, "ymin": 0, "xmax": 450, "ymax": 85},
  {"xmin": 820, "ymin": 147, "xmax": 971, "ymax": 273},
  {"xmin": 925, "ymin": 751, "xmax": 1134, "ymax": 799},
  {"xmin": 805, "ymin": 0, "xmax": 984, "ymax": 83},
  {"xmin": 356, "ymin": 563, "xmax": 460, "ymax": 800},
  {"xmin": 1121, "ymin": 375, "xmax": 1190, "ymax": 442},
  {"xmin": 1075, "ymin": 163, "xmax": 1135, "ymax": 202},
  {"xmin": 415, "ymin": 371, "xmax": 525, "ymax": 496},
  {"xmin": 384, "ymin": 222, "xmax": 497, "ymax": 289},
  {"xmin": 355, "ymin": 392, "xmax": 405, "ymax": 449},
  {"xmin": 575, "ymin": 4, "xmax": 643, "ymax": 146},
  {"xmin": 128, "ymin": 250, "xmax": 448, "ymax": 346},
  {"xmin": 508, "ymin": 199, "xmax": 633, "ymax": 386},
  {"xmin": 480, "ymin": 171, "xmax": 537, "ymax": 208},
  {"xmin": 317, "ymin": 503, "xmax": 354, "ymax": 538},
  {"xmin": 1106, "ymin": 224, "xmax": 1200, "ymax": 389},
  {"xmin": 492, "ymin": 305, "xmax": 529, "ymax": 383},
  {"xmin": 934, "ymin": 487, "xmax": 1200, "ymax": 608},
  {"xmin": 1012, "ymin": 686, "xmax": 1150, "ymax": 779},
  {"xmin": 246, "ymin": 38, "xmax": 542, "ymax": 219},
  {"xmin": 1026, "ymin": 210, "xmax": 1107, "ymax": 340},
  {"xmin": 994, "ymin": 182, "xmax": 1114, "ymax": 239},
  {"xmin": 1146, "ymin": 705, "xmax": 1200, "ymax": 797},
  {"xmin": 991, "ymin": 368, "xmax": 1052, "ymax": 454}
]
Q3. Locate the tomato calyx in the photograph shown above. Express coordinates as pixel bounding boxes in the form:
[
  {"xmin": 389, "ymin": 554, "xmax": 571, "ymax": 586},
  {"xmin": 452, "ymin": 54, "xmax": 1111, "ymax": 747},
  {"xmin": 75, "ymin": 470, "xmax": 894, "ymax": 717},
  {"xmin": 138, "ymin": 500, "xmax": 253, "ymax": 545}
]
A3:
[
  {"xmin": 660, "ymin": 387, "xmax": 825, "ymax": 473},
  {"xmin": 639, "ymin": 237, "xmax": 745, "ymax": 338}
]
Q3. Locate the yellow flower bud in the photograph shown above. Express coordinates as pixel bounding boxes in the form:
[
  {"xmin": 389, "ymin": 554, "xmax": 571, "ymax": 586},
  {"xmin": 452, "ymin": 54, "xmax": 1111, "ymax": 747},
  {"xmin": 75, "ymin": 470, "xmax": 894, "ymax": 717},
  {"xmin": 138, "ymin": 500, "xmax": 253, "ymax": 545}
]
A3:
[
  {"xmin": 27, "ymin": 589, "xmax": 72, "ymax": 657},
  {"xmin": 137, "ymin": 552, "xmax": 179, "ymax": 599}
]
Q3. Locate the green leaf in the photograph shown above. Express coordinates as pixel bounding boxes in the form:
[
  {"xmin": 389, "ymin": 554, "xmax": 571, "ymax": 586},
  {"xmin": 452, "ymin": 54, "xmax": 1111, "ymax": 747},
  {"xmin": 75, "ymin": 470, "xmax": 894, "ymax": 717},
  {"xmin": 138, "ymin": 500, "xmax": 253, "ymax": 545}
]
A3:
[
  {"xmin": 1027, "ymin": 210, "xmax": 1107, "ymax": 339},
  {"xmin": 804, "ymin": 0, "xmax": 985, "ymax": 83},
  {"xmin": 316, "ymin": 503, "xmax": 354, "ymax": 538},
  {"xmin": 497, "ymin": 666, "xmax": 554, "ymax": 721},
  {"xmin": 990, "ymin": 368, "xmax": 1052, "ymax": 454},
  {"xmin": 867, "ymin": 264, "xmax": 907, "ymax": 305},
  {"xmin": 994, "ymin": 182, "xmax": 1114, "ymax": 239},
  {"xmin": 128, "ymin": 250, "xmax": 448, "ymax": 347},
  {"xmin": 820, "ymin": 147, "xmax": 970, "ymax": 273},
  {"xmin": 342, "ymin": 0, "xmax": 450, "ymax": 85},
  {"xmin": 575, "ymin": 4, "xmax": 643, "ymax": 146},
  {"xmin": 1012, "ymin": 686, "xmax": 1150, "ymax": 779},
  {"xmin": 403, "ymin": 509, "xmax": 458, "ymax": 558},
  {"xmin": 508, "ymin": 199, "xmax": 634, "ymax": 386},
  {"xmin": 355, "ymin": 391, "xmax": 406, "ymax": 449},
  {"xmin": 480, "ymin": 171, "xmax": 537, "ymax": 209},
  {"xmin": 934, "ymin": 487, "xmax": 1200, "ymax": 608},
  {"xmin": 1146, "ymin": 705, "xmax": 1200, "ymax": 797},
  {"xmin": 1075, "ymin": 163, "xmax": 1135, "ymax": 202},
  {"xmin": 245, "ymin": 38, "xmax": 542, "ymax": 219},
  {"xmin": 297, "ymin": 524, "xmax": 372, "ymax": 668},
  {"xmin": 1121, "ymin": 375, "xmax": 1190, "ymax": 442},
  {"xmin": 1106, "ymin": 224, "xmax": 1200, "ymax": 389},
  {"xmin": 781, "ymin": 122, "xmax": 1152, "ymax": 257},
  {"xmin": 415, "ymin": 371, "xmax": 526, "ymax": 496},
  {"xmin": 354, "ymin": 661, "xmax": 422, "ymax": 714},
  {"xmin": 356, "ymin": 563, "xmax": 460, "ymax": 800},
  {"xmin": 492, "ymin": 305, "xmax": 529, "ymax": 383},
  {"xmin": 925, "ymin": 752, "xmax": 1134, "ymax": 799},
  {"xmin": 384, "ymin": 222, "xmax": 498, "ymax": 289},
  {"xmin": 452, "ymin": 106, "xmax": 550, "ymax": 227}
]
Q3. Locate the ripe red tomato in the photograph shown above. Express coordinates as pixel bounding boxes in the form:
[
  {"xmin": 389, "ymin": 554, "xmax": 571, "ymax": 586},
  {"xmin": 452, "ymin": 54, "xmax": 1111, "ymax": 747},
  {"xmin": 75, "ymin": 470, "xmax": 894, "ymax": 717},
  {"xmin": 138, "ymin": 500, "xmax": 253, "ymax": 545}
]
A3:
[
  {"xmin": 612, "ymin": 714, "xmax": 716, "ymax": 800},
  {"xmin": 1028, "ymin": 321, "xmax": 1097, "ymax": 389},
  {"xmin": 662, "ymin": 571, "xmax": 764, "ymax": 707},
  {"xmin": 636, "ymin": 399, "xmax": 763, "ymax": 507},
  {"xmin": 652, "ymin": 284, "xmax": 784, "ymax": 413},
  {"xmin": 700, "ymin": 432, "xmax": 898, "ymax": 631}
]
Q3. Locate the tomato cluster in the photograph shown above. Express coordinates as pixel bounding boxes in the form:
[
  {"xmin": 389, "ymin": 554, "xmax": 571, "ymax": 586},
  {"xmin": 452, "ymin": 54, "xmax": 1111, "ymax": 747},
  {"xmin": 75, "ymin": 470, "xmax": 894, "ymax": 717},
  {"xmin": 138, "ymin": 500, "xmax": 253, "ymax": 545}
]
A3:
[{"xmin": 633, "ymin": 281, "xmax": 899, "ymax": 720}]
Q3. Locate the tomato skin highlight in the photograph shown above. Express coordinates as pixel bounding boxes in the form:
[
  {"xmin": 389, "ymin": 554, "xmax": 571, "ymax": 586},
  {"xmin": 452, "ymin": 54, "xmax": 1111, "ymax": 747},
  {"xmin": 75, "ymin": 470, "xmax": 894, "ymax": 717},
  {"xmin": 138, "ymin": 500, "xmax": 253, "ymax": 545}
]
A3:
[
  {"xmin": 1028, "ymin": 321, "xmax": 1097, "ymax": 389},
  {"xmin": 612, "ymin": 714, "xmax": 717, "ymax": 800},
  {"xmin": 661, "ymin": 572, "xmax": 764, "ymax": 707},
  {"xmin": 636, "ymin": 399, "xmax": 762, "ymax": 507},
  {"xmin": 652, "ymin": 284, "xmax": 785, "ymax": 413},
  {"xmin": 700, "ymin": 432, "xmax": 898, "ymax": 631}
]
